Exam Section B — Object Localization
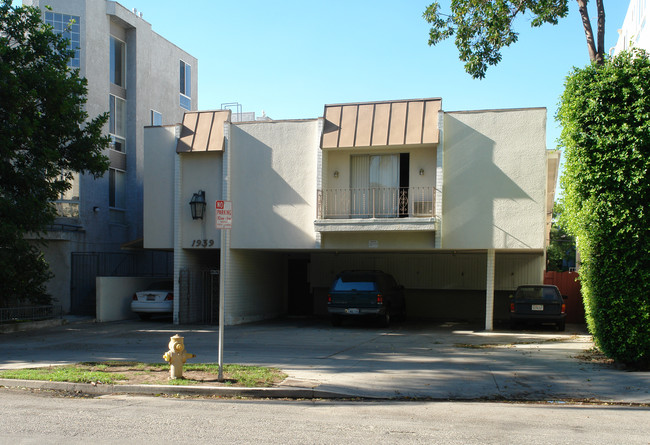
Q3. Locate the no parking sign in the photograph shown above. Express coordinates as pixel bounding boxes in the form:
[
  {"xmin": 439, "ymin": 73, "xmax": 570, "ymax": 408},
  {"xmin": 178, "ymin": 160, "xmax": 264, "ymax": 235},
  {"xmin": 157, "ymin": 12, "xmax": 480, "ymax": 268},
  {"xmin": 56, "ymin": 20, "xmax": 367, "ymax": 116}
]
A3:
[{"xmin": 215, "ymin": 200, "xmax": 232, "ymax": 229}]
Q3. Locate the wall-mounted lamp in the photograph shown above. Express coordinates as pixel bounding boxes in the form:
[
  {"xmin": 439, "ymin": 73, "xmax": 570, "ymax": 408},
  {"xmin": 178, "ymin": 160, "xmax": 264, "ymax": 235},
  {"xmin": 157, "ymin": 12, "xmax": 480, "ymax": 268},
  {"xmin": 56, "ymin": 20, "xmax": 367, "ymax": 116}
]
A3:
[
  {"xmin": 93, "ymin": 206, "xmax": 100, "ymax": 213},
  {"xmin": 189, "ymin": 190, "xmax": 206, "ymax": 220},
  {"xmin": 419, "ymin": 168, "xmax": 425, "ymax": 176},
  {"xmin": 333, "ymin": 170, "xmax": 339, "ymax": 178}
]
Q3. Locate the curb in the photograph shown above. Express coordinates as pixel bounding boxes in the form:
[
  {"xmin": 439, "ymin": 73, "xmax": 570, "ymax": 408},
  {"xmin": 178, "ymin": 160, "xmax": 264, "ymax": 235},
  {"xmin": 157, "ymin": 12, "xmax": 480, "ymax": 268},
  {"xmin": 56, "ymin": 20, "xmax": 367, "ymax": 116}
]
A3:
[{"xmin": 0, "ymin": 378, "xmax": 354, "ymax": 399}]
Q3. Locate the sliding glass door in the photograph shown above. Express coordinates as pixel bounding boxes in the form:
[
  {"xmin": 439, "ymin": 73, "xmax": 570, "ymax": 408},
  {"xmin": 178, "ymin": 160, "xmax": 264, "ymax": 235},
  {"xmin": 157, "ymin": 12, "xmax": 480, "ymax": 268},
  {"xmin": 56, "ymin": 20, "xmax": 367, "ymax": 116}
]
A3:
[{"xmin": 350, "ymin": 154, "xmax": 399, "ymax": 217}]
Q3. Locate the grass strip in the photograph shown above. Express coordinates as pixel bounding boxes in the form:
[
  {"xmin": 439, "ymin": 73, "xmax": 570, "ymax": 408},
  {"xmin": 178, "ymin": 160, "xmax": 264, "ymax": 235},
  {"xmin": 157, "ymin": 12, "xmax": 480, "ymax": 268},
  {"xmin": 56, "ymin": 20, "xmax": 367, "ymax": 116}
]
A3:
[
  {"xmin": 0, "ymin": 366, "xmax": 127, "ymax": 384},
  {"xmin": 0, "ymin": 362, "xmax": 286, "ymax": 387}
]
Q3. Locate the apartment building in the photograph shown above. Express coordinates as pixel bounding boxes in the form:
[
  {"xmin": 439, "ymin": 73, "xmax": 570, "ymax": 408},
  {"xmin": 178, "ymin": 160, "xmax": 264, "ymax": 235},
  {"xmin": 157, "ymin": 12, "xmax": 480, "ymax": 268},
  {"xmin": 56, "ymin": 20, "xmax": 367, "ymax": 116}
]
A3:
[
  {"xmin": 24, "ymin": 0, "xmax": 198, "ymax": 314},
  {"xmin": 614, "ymin": 0, "xmax": 650, "ymax": 54},
  {"xmin": 143, "ymin": 98, "xmax": 559, "ymax": 329}
]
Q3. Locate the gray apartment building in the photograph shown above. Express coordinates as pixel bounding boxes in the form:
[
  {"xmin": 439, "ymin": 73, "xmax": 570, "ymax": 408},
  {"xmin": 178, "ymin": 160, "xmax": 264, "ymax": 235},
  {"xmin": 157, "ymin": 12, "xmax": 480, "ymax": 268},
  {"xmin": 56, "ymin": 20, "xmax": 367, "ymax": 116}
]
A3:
[{"xmin": 23, "ymin": 0, "xmax": 198, "ymax": 314}]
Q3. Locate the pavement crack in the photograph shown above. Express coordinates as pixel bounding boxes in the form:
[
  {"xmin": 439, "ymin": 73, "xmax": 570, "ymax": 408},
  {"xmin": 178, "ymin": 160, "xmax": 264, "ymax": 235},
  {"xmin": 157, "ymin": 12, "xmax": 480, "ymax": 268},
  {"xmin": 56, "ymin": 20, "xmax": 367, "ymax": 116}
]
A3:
[{"xmin": 488, "ymin": 365, "xmax": 502, "ymax": 393}]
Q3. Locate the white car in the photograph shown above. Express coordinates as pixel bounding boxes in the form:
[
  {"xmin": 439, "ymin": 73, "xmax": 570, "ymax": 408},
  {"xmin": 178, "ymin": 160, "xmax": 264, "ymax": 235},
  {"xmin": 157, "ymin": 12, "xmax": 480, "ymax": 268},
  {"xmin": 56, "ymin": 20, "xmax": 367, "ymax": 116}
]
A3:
[{"xmin": 131, "ymin": 281, "xmax": 173, "ymax": 320}]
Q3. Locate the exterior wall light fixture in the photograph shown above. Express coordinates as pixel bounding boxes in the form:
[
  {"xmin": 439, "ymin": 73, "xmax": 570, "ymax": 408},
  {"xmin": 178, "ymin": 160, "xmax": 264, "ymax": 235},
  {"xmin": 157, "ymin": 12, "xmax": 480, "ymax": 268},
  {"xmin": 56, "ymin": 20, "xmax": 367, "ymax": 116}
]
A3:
[
  {"xmin": 333, "ymin": 170, "xmax": 339, "ymax": 178},
  {"xmin": 419, "ymin": 168, "xmax": 425, "ymax": 176},
  {"xmin": 189, "ymin": 190, "xmax": 206, "ymax": 220}
]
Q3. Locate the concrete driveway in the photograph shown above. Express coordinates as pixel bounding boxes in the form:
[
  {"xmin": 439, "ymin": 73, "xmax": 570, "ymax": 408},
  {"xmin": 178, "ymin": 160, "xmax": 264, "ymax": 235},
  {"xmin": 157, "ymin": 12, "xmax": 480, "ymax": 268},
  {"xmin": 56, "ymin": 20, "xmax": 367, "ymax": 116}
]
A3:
[{"xmin": 1, "ymin": 318, "xmax": 649, "ymax": 402}]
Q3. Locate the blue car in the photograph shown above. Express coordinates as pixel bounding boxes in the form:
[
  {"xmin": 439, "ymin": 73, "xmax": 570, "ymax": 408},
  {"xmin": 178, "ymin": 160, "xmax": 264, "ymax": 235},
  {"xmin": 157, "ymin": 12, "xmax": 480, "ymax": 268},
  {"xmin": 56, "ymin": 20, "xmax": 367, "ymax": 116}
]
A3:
[{"xmin": 327, "ymin": 270, "xmax": 406, "ymax": 327}]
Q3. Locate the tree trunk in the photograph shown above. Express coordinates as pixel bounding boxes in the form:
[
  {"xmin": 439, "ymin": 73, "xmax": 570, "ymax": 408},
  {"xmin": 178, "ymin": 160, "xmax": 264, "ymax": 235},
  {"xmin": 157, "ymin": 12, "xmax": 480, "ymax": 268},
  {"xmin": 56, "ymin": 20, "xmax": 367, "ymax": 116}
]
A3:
[
  {"xmin": 596, "ymin": 0, "xmax": 605, "ymax": 64},
  {"xmin": 577, "ymin": 0, "xmax": 605, "ymax": 64}
]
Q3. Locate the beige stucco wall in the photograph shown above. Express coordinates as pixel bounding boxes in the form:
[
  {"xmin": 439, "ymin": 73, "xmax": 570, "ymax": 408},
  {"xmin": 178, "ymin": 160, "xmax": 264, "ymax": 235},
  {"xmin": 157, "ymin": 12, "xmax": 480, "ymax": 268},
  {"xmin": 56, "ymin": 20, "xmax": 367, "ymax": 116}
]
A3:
[
  {"xmin": 143, "ymin": 126, "xmax": 176, "ymax": 249},
  {"xmin": 321, "ymin": 231, "xmax": 436, "ymax": 250},
  {"xmin": 222, "ymin": 250, "xmax": 286, "ymax": 325},
  {"xmin": 441, "ymin": 108, "xmax": 547, "ymax": 250},
  {"xmin": 179, "ymin": 151, "xmax": 223, "ymax": 249},
  {"xmin": 229, "ymin": 120, "xmax": 320, "ymax": 249}
]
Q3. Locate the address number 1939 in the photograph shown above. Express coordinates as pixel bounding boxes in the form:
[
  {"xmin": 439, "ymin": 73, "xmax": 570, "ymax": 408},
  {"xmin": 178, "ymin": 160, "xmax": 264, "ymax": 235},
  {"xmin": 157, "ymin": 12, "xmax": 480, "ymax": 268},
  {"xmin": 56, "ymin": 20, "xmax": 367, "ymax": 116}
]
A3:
[{"xmin": 192, "ymin": 239, "xmax": 214, "ymax": 247}]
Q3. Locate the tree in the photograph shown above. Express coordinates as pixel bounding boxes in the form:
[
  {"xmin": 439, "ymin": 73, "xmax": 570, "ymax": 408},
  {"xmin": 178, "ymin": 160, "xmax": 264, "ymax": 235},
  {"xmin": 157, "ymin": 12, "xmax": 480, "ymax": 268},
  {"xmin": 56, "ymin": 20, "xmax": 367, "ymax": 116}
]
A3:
[
  {"xmin": 0, "ymin": 1, "xmax": 109, "ymax": 306},
  {"xmin": 558, "ymin": 50, "xmax": 650, "ymax": 368},
  {"xmin": 423, "ymin": 0, "xmax": 605, "ymax": 79},
  {"xmin": 423, "ymin": 1, "xmax": 649, "ymax": 367},
  {"xmin": 546, "ymin": 203, "xmax": 576, "ymax": 272}
]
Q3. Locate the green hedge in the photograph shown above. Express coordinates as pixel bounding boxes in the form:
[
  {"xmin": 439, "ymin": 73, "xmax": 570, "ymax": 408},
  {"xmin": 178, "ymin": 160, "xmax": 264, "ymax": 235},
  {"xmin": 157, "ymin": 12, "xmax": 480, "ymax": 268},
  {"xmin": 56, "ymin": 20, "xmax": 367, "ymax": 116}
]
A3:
[{"xmin": 559, "ymin": 50, "xmax": 650, "ymax": 368}]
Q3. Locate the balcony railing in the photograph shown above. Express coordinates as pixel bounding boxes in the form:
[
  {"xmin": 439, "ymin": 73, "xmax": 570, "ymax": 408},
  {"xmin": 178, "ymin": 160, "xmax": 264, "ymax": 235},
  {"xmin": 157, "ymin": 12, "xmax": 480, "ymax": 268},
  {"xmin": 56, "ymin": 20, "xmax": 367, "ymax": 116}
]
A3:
[
  {"xmin": 53, "ymin": 200, "xmax": 79, "ymax": 219},
  {"xmin": 317, "ymin": 187, "xmax": 436, "ymax": 219}
]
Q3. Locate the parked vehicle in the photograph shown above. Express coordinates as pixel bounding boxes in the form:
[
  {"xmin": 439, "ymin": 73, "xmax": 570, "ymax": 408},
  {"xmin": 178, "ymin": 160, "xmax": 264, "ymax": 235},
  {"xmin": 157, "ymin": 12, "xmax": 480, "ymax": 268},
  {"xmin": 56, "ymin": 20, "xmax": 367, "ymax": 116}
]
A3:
[
  {"xmin": 131, "ymin": 281, "xmax": 173, "ymax": 320},
  {"xmin": 327, "ymin": 270, "xmax": 406, "ymax": 327},
  {"xmin": 509, "ymin": 284, "xmax": 567, "ymax": 331}
]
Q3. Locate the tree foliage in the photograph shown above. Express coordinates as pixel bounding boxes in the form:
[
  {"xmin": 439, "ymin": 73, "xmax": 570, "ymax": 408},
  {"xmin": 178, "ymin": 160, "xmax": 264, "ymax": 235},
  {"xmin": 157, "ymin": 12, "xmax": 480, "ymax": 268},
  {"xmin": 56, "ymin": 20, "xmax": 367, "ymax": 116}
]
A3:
[
  {"xmin": 0, "ymin": 1, "xmax": 110, "ymax": 306},
  {"xmin": 423, "ymin": 0, "xmax": 605, "ymax": 79},
  {"xmin": 546, "ymin": 202, "xmax": 576, "ymax": 272},
  {"xmin": 558, "ymin": 50, "xmax": 650, "ymax": 368}
]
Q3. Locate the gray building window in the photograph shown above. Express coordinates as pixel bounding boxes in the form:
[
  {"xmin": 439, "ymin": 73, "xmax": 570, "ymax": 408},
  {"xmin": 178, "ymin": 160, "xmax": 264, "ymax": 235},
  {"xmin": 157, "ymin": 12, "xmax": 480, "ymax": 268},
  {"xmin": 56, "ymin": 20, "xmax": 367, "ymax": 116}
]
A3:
[
  {"xmin": 108, "ymin": 168, "xmax": 126, "ymax": 209},
  {"xmin": 180, "ymin": 60, "xmax": 191, "ymax": 110},
  {"xmin": 109, "ymin": 95, "xmax": 126, "ymax": 152},
  {"xmin": 110, "ymin": 36, "xmax": 126, "ymax": 87},
  {"xmin": 151, "ymin": 110, "xmax": 162, "ymax": 126},
  {"xmin": 44, "ymin": 12, "xmax": 80, "ymax": 68}
]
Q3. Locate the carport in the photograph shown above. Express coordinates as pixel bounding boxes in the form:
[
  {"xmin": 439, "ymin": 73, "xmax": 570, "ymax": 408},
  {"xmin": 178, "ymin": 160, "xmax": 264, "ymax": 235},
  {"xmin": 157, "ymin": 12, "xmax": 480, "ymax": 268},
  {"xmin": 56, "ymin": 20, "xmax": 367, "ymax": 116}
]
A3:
[{"xmin": 280, "ymin": 250, "xmax": 546, "ymax": 327}]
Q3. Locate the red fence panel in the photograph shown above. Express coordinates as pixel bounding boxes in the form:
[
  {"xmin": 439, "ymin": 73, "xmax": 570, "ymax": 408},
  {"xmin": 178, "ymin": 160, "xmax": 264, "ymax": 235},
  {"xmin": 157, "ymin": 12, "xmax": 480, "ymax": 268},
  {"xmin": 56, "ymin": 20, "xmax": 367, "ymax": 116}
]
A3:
[{"xmin": 544, "ymin": 271, "xmax": 585, "ymax": 324}]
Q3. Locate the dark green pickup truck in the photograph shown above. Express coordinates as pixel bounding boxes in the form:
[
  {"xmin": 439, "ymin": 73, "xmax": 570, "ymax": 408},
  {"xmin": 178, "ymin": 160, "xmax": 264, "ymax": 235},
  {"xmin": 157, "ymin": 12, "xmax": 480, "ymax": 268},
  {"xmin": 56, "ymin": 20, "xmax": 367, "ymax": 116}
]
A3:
[{"xmin": 327, "ymin": 270, "xmax": 406, "ymax": 327}]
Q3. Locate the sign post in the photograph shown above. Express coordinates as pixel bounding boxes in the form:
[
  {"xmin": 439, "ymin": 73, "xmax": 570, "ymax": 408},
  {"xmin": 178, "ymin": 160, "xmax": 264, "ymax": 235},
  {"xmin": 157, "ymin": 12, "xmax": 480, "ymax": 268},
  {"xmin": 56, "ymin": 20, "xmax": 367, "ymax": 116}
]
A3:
[{"xmin": 215, "ymin": 200, "xmax": 232, "ymax": 381}]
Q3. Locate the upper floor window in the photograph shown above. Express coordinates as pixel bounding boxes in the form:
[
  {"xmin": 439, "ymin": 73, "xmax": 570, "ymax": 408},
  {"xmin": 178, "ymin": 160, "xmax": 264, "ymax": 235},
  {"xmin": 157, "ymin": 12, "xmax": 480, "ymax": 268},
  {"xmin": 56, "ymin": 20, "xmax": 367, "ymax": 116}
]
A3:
[
  {"xmin": 44, "ymin": 12, "xmax": 81, "ymax": 68},
  {"xmin": 110, "ymin": 36, "xmax": 126, "ymax": 87},
  {"xmin": 151, "ymin": 110, "xmax": 162, "ymax": 126},
  {"xmin": 180, "ymin": 60, "xmax": 191, "ymax": 110},
  {"xmin": 109, "ymin": 95, "xmax": 126, "ymax": 152},
  {"xmin": 108, "ymin": 168, "xmax": 126, "ymax": 210}
]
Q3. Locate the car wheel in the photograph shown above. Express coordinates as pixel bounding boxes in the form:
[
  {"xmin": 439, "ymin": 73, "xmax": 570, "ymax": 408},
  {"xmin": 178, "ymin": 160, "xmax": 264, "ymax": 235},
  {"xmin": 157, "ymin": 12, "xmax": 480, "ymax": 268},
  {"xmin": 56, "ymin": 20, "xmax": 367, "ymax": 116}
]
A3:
[
  {"xmin": 557, "ymin": 319, "xmax": 566, "ymax": 331},
  {"xmin": 138, "ymin": 313, "xmax": 152, "ymax": 321},
  {"xmin": 331, "ymin": 315, "xmax": 342, "ymax": 327},
  {"xmin": 379, "ymin": 312, "xmax": 390, "ymax": 328}
]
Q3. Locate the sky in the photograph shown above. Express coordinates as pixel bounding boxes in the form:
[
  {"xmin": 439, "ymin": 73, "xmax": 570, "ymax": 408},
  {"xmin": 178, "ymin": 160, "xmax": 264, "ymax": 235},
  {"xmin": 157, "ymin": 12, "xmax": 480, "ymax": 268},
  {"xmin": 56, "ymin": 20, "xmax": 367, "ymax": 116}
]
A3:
[
  {"xmin": 108, "ymin": 0, "xmax": 629, "ymax": 153},
  {"xmin": 16, "ymin": 0, "xmax": 631, "ymax": 157}
]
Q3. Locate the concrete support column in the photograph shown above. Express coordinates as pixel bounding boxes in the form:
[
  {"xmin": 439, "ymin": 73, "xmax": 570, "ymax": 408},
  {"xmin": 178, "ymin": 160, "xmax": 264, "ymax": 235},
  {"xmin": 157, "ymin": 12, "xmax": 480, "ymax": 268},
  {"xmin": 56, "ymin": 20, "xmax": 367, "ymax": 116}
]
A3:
[
  {"xmin": 172, "ymin": 141, "xmax": 182, "ymax": 325},
  {"xmin": 485, "ymin": 249, "xmax": 495, "ymax": 331}
]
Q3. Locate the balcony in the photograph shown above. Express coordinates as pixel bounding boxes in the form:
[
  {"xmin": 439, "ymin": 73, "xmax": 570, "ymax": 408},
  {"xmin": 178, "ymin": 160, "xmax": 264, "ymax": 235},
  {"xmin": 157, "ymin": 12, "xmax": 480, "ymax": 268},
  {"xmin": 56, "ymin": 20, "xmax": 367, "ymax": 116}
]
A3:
[
  {"xmin": 53, "ymin": 200, "xmax": 79, "ymax": 219},
  {"xmin": 315, "ymin": 187, "xmax": 438, "ymax": 233}
]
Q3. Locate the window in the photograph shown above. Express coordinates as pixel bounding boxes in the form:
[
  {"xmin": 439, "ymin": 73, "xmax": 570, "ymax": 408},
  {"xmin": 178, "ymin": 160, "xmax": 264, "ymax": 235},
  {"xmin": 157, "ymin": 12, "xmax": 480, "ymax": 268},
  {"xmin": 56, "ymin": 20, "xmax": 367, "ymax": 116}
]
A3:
[
  {"xmin": 53, "ymin": 172, "xmax": 80, "ymax": 218},
  {"xmin": 109, "ymin": 168, "xmax": 126, "ymax": 209},
  {"xmin": 44, "ymin": 12, "xmax": 81, "ymax": 68},
  {"xmin": 109, "ymin": 95, "xmax": 126, "ymax": 152},
  {"xmin": 110, "ymin": 36, "xmax": 126, "ymax": 87},
  {"xmin": 151, "ymin": 110, "xmax": 162, "ymax": 126},
  {"xmin": 351, "ymin": 154, "xmax": 400, "ymax": 217},
  {"xmin": 180, "ymin": 60, "xmax": 191, "ymax": 110}
]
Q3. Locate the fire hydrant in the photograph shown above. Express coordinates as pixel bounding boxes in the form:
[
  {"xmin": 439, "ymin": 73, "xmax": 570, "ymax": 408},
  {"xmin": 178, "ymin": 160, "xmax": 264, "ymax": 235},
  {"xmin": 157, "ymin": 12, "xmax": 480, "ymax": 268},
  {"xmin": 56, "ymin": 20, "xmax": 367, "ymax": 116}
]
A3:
[{"xmin": 163, "ymin": 334, "xmax": 195, "ymax": 379}]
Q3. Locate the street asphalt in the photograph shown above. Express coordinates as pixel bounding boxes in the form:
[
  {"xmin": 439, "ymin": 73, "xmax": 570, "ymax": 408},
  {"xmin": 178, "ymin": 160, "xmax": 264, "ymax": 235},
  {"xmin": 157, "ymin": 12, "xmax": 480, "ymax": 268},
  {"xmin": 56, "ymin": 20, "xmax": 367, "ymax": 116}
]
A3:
[{"xmin": 0, "ymin": 317, "xmax": 648, "ymax": 403}]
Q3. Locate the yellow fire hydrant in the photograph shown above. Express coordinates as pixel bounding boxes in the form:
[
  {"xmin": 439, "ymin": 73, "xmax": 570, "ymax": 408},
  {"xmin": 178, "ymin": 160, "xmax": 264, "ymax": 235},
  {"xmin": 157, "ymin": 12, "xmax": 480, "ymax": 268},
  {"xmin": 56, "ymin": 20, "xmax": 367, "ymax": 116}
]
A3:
[{"xmin": 163, "ymin": 334, "xmax": 196, "ymax": 379}]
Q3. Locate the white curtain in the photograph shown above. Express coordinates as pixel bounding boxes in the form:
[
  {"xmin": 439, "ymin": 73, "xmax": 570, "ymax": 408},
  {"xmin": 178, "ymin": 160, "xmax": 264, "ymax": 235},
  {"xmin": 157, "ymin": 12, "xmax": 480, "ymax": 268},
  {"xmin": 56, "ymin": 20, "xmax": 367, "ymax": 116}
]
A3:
[
  {"xmin": 350, "ymin": 155, "xmax": 370, "ymax": 217},
  {"xmin": 350, "ymin": 154, "xmax": 399, "ymax": 218},
  {"xmin": 370, "ymin": 155, "xmax": 399, "ymax": 217}
]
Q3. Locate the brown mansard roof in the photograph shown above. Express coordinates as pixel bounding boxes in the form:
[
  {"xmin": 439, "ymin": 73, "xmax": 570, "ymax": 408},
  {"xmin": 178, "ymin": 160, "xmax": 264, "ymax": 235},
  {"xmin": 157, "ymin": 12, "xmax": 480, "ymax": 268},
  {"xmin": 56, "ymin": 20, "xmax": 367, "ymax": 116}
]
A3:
[{"xmin": 321, "ymin": 98, "xmax": 441, "ymax": 149}]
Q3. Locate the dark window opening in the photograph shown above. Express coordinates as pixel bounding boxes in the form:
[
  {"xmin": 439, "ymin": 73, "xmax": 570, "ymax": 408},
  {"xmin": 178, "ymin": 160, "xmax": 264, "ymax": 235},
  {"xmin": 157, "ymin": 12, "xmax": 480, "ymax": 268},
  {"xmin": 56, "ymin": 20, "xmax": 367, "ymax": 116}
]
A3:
[{"xmin": 399, "ymin": 153, "xmax": 409, "ymax": 217}]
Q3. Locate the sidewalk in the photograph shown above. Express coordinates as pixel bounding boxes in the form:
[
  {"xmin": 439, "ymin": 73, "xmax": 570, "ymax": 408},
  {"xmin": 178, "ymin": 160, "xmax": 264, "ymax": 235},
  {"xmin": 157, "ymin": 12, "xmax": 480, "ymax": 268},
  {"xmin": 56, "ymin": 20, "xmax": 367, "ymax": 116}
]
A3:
[{"xmin": 1, "ymin": 318, "xmax": 649, "ymax": 402}]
